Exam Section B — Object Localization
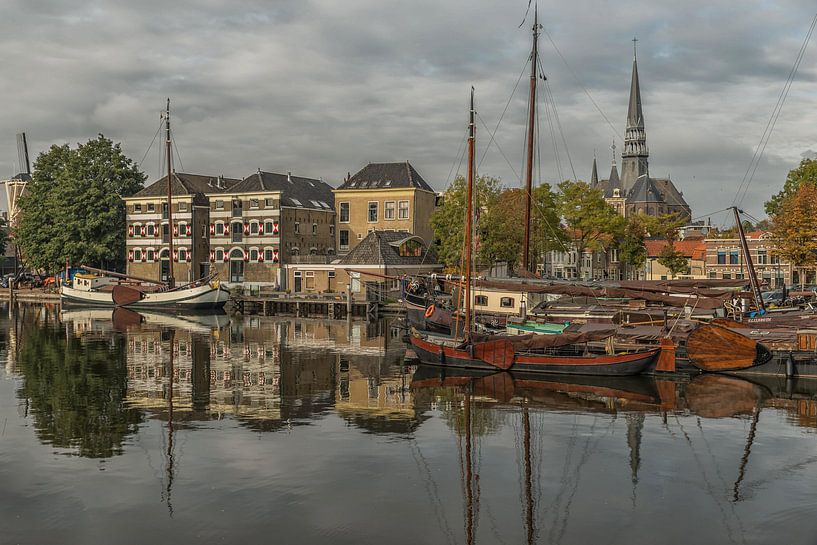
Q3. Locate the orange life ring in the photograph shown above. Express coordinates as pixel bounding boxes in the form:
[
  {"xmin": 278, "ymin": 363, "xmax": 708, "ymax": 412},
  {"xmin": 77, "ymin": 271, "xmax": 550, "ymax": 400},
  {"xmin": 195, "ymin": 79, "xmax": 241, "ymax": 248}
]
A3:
[{"xmin": 425, "ymin": 304, "xmax": 435, "ymax": 318}]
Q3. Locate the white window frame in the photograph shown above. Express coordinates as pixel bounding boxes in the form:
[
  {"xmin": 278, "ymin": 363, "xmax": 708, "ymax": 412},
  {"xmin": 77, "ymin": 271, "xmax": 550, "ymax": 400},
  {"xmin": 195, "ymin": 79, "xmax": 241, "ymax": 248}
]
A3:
[
  {"xmin": 339, "ymin": 229, "xmax": 350, "ymax": 250},
  {"xmin": 398, "ymin": 200, "xmax": 409, "ymax": 220},
  {"xmin": 384, "ymin": 200, "xmax": 396, "ymax": 220},
  {"xmin": 367, "ymin": 201, "xmax": 378, "ymax": 223},
  {"xmin": 339, "ymin": 202, "xmax": 350, "ymax": 223}
]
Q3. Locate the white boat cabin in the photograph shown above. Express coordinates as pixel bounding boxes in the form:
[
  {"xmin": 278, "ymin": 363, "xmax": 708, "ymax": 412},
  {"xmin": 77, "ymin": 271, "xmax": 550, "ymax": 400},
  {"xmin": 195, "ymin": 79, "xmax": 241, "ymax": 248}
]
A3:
[{"xmin": 73, "ymin": 274, "xmax": 115, "ymax": 292}]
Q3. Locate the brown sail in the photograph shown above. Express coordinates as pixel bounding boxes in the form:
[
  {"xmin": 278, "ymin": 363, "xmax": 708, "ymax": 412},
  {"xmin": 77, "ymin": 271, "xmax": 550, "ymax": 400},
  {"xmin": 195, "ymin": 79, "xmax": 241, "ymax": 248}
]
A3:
[{"xmin": 686, "ymin": 324, "xmax": 761, "ymax": 371}]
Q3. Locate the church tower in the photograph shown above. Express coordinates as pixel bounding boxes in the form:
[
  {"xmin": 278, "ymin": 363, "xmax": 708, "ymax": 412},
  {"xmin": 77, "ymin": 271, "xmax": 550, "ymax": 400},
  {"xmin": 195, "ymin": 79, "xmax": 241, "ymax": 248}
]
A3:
[{"xmin": 620, "ymin": 40, "xmax": 649, "ymax": 194}]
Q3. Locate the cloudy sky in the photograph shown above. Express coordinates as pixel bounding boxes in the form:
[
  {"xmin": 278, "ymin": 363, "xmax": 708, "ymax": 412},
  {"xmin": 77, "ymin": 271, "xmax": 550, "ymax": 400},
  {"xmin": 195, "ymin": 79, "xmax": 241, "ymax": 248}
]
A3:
[{"xmin": 1, "ymin": 0, "xmax": 816, "ymax": 221}]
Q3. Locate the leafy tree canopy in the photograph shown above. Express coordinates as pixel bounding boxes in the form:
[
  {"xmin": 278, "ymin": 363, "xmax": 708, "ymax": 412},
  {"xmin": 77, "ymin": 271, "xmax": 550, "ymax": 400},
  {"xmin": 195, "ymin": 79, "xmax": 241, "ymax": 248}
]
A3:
[
  {"xmin": 15, "ymin": 135, "xmax": 146, "ymax": 272},
  {"xmin": 765, "ymin": 158, "xmax": 817, "ymax": 216},
  {"xmin": 657, "ymin": 244, "xmax": 690, "ymax": 279},
  {"xmin": 769, "ymin": 182, "xmax": 817, "ymax": 275},
  {"xmin": 431, "ymin": 175, "xmax": 501, "ymax": 270},
  {"xmin": 618, "ymin": 215, "xmax": 648, "ymax": 269},
  {"xmin": 556, "ymin": 180, "xmax": 624, "ymax": 253}
]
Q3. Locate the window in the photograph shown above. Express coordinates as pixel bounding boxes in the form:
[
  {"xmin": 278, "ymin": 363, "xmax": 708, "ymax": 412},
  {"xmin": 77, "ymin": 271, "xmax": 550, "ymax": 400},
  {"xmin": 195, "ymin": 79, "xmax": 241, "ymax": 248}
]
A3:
[
  {"xmin": 500, "ymin": 297, "xmax": 515, "ymax": 308},
  {"xmin": 265, "ymin": 221, "xmax": 274, "ymax": 234},
  {"xmin": 178, "ymin": 248, "xmax": 187, "ymax": 262},
  {"xmin": 250, "ymin": 199, "xmax": 259, "ymax": 209},
  {"xmin": 340, "ymin": 230, "xmax": 350, "ymax": 250},
  {"xmin": 215, "ymin": 249, "xmax": 224, "ymax": 261},
  {"xmin": 709, "ymin": 271, "xmax": 717, "ymax": 279},
  {"xmin": 146, "ymin": 224, "xmax": 155, "ymax": 237},
  {"xmin": 339, "ymin": 202, "xmax": 350, "ymax": 223},
  {"xmin": 329, "ymin": 224, "xmax": 335, "ymax": 236},
  {"xmin": 610, "ymin": 248, "xmax": 619, "ymax": 262},
  {"xmin": 134, "ymin": 203, "xmax": 142, "ymax": 213},
  {"xmin": 264, "ymin": 248, "xmax": 274, "ymax": 261},
  {"xmin": 368, "ymin": 202, "xmax": 378, "ymax": 223},
  {"xmin": 146, "ymin": 249, "xmax": 155, "ymax": 262},
  {"xmin": 179, "ymin": 202, "xmax": 188, "ymax": 212},
  {"xmin": 730, "ymin": 250, "xmax": 740, "ymax": 265},
  {"xmin": 250, "ymin": 222, "xmax": 259, "ymax": 235},
  {"xmin": 232, "ymin": 222, "xmax": 243, "ymax": 243},
  {"xmin": 215, "ymin": 200, "xmax": 224, "ymax": 210},
  {"xmin": 312, "ymin": 223, "xmax": 317, "ymax": 235},
  {"xmin": 232, "ymin": 199, "xmax": 243, "ymax": 217},
  {"xmin": 398, "ymin": 200, "xmax": 409, "ymax": 219},
  {"xmin": 216, "ymin": 222, "xmax": 224, "ymax": 235},
  {"xmin": 384, "ymin": 201, "xmax": 396, "ymax": 220},
  {"xmin": 475, "ymin": 295, "xmax": 488, "ymax": 306},
  {"xmin": 717, "ymin": 250, "xmax": 726, "ymax": 265},
  {"xmin": 250, "ymin": 248, "xmax": 259, "ymax": 261},
  {"xmin": 399, "ymin": 239, "xmax": 423, "ymax": 257},
  {"xmin": 294, "ymin": 222, "xmax": 300, "ymax": 234},
  {"xmin": 305, "ymin": 271, "xmax": 315, "ymax": 289},
  {"xmin": 757, "ymin": 249, "xmax": 768, "ymax": 265},
  {"xmin": 147, "ymin": 203, "xmax": 155, "ymax": 212},
  {"xmin": 722, "ymin": 272, "xmax": 732, "ymax": 279},
  {"xmin": 265, "ymin": 198, "xmax": 275, "ymax": 208},
  {"xmin": 328, "ymin": 271, "xmax": 335, "ymax": 278},
  {"xmin": 134, "ymin": 249, "xmax": 142, "ymax": 261}
]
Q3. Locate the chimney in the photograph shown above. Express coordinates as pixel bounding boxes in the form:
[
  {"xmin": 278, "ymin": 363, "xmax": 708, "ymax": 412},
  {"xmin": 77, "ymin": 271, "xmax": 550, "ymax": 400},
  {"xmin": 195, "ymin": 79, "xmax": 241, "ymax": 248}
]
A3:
[
  {"xmin": 217, "ymin": 175, "xmax": 224, "ymax": 189},
  {"xmin": 287, "ymin": 171, "xmax": 292, "ymax": 183}
]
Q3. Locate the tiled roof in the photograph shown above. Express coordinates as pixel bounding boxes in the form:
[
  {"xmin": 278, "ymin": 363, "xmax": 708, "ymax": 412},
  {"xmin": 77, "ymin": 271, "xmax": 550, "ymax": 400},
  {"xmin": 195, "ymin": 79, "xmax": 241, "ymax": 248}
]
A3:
[
  {"xmin": 229, "ymin": 171, "xmax": 334, "ymax": 209},
  {"xmin": 336, "ymin": 162, "xmax": 433, "ymax": 192},
  {"xmin": 645, "ymin": 239, "xmax": 702, "ymax": 258},
  {"xmin": 131, "ymin": 173, "xmax": 240, "ymax": 205},
  {"xmin": 338, "ymin": 231, "xmax": 438, "ymax": 267}
]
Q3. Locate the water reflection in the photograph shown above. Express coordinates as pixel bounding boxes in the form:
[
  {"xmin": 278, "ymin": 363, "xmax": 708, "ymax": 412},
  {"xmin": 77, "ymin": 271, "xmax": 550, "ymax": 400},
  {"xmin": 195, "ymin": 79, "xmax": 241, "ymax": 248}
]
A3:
[{"xmin": 3, "ymin": 303, "xmax": 817, "ymax": 544}]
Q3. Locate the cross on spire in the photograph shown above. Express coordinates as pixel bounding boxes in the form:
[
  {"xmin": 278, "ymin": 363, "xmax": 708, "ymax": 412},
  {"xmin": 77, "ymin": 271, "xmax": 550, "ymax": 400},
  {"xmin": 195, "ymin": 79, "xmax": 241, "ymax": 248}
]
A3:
[
  {"xmin": 632, "ymin": 36, "xmax": 638, "ymax": 59},
  {"xmin": 611, "ymin": 139, "xmax": 617, "ymax": 162}
]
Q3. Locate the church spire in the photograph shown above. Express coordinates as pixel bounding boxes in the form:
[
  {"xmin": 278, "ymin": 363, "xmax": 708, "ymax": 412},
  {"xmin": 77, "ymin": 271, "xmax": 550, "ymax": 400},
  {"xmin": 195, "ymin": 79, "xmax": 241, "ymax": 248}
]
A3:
[
  {"xmin": 620, "ymin": 37, "xmax": 649, "ymax": 193},
  {"xmin": 590, "ymin": 154, "xmax": 599, "ymax": 186}
]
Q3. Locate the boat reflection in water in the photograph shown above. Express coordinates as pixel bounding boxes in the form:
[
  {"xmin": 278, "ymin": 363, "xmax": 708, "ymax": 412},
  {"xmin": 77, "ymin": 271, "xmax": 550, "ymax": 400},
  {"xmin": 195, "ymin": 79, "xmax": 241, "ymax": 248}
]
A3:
[{"xmin": 5, "ymin": 303, "xmax": 817, "ymax": 544}]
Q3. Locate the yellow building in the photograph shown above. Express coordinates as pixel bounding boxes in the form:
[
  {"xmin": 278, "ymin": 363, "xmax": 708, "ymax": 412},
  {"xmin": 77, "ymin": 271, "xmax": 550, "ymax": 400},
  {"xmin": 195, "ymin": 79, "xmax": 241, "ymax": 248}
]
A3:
[{"xmin": 333, "ymin": 162, "xmax": 437, "ymax": 255}]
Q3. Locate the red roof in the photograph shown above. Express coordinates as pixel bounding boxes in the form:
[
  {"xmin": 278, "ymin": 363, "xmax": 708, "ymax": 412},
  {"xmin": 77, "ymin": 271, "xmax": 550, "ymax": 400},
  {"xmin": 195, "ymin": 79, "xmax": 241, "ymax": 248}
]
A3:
[{"xmin": 645, "ymin": 239, "xmax": 703, "ymax": 258}]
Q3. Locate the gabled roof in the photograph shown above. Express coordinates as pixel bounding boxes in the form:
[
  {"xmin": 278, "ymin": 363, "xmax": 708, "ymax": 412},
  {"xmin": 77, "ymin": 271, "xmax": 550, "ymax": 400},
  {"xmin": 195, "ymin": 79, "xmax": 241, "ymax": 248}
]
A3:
[
  {"xmin": 338, "ymin": 231, "xmax": 438, "ymax": 267},
  {"xmin": 130, "ymin": 173, "xmax": 241, "ymax": 204},
  {"xmin": 336, "ymin": 162, "xmax": 433, "ymax": 192},
  {"xmin": 627, "ymin": 175, "xmax": 663, "ymax": 203},
  {"xmin": 651, "ymin": 178, "xmax": 689, "ymax": 208},
  {"xmin": 595, "ymin": 162, "xmax": 624, "ymax": 198},
  {"xmin": 229, "ymin": 171, "xmax": 334, "ymax": 209}
]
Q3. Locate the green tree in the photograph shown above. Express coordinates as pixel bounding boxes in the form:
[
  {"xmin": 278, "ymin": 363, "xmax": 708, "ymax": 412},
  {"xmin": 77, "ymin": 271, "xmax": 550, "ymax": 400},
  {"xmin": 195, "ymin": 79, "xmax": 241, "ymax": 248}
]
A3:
[
  {"xmin": 765, "ymin": 158, "xmax": 817, "ymax": 216},
  {"xmin": 657, "ymin": 244, "xmax": 690, "ymax": 279},
  {"xmin": 618, "ymin": 215, "xmax": 648, "ymax": 270},
  {"xmin": 770, "ymin": 182, "xmax": 817, "ymax": 287},
  {"xmin": 479, "ymin": 184, "xmax": 565, "ymax": 273},
  {"xmin": 556, "ymin": 180, "xmax": 624, "ymax": 253},
  {"xmin": 15, "ymin": 135, "xmax": 145, "ymax": 272},
  {"xmin": 430, "ymin": 174, "xmax": 501, "ymax": 270}
]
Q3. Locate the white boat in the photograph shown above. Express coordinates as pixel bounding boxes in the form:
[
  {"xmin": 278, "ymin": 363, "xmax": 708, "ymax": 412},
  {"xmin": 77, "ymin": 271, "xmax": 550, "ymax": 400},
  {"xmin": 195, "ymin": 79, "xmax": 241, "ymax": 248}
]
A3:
[{"xmin": 61, "ymin": 273, "xmax": 230, "ymax": 310}]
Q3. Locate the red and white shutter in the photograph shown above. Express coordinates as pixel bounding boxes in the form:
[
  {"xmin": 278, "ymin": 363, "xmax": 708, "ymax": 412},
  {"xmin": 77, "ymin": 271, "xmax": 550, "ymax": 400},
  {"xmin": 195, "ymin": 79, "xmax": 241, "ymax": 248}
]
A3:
[
  {"xmin": 272, "ymin": 248, "xmax": 279, "ymax": 263},
  {"xmin": 173, "ymin": 250, "xmax": 179, "ymax": 262},
  {"xmin": 223, "ymin": 252, "xmax": 229, "ymax": 263},
  {"xmin": 209, "ymin": 250, "xmax": 215, "ymax": 262},
  {"xmin": 141, "ymin": 251, "xmax": 147, "ymax": 262},
  {"xmin": 186, "ymin": 250, "xmax": 192, "ymax": 262},
  {"xmin": 128, "ymin": 250, "xmax": 134, "ymax": 262},
  {"xmin": 140, "ymin": 225, "xmax": 146, "ymax": 236},
  {"xmin": 258, "ymin": 251, "xmax": 264, "ymax": 263},
  {"xmin": 155, "ymin": 226, "xmax": 160, "ymax": 237},
  {"xmin": 243, "ymin": 250, "xmax": 249, "ymax": 262},
  {"xmin": 273, "ymin": 221, "xmax": 279, "ymax": 234},
  {"xmin": 128, "ymin": 225, "xmax": 134, "ymax": 237},
  {"xmin": 224, "ymin": 224, "xmax": 230, "ymax": 235},
  {"xmin": 258, "ymin": 223, "xmax": 264, "ymax": 235},
  {"xmin": 243, "ymin": 223, "xmax": 250, "ymax": 235},
  {"xmin": 185, "ymin": 224, "xmax": 191, "ymax": 236},
  {"xmin": 173, "ymin": 225, "xmax": 178, "ymax": 237},
  {"xmin": 209, "ymin": 224, "xmax": 215, "ymax": 236}
]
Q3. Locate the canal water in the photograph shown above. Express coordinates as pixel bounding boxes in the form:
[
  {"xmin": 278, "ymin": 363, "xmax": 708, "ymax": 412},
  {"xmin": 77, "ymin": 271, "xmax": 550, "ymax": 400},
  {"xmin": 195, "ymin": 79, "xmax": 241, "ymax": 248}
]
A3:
[{"xmin": 1, "ymin": 303, "xmax": 817, "ymax": 544}]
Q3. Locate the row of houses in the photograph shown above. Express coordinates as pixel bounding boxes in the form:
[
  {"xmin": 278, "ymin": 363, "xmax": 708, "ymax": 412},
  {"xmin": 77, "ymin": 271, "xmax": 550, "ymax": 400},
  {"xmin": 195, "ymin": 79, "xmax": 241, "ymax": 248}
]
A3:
[
  {"xmin": 123, "ymin": 162, "xmax": 442, "ymax": 294},
  {"xmin": 544, "ymin": 230, "xmax": 805, "ymax": 287}
]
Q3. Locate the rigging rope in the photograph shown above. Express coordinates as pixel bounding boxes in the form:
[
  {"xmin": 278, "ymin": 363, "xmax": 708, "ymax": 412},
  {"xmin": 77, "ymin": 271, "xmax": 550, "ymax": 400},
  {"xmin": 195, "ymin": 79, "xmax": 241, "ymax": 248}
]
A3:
[{"xmin": 733, "ymin": 13, "xmax": 817, "ymax": 207}]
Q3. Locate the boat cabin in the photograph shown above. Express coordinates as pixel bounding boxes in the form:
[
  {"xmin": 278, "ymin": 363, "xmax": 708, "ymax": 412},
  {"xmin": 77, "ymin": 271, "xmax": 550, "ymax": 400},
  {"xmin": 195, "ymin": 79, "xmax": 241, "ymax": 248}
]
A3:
[{"xmin": 72, "ymin": 274, "xmax": 115, "ymax": 292}]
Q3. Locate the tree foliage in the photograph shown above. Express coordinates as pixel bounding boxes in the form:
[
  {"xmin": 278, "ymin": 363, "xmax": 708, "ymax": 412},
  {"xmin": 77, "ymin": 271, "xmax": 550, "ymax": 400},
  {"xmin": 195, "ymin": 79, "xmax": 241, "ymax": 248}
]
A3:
[
  {"xmin": 15, "ymin": 135, "xmax": 146, "ymax": 272},
  {"xmin": 556, "ymin": 180, "xmax": 624, "ymax": 253},
  {"xmin": 769, "ymin": 182, "xmax": 817, "ymax": 280},
  {"xmin": 657, "ymin": 244, "xmax": 690, "ymax": 279},
  {"xmin": 765, "ymin": 158, "xmax": 817, "ymax": 216},
  {"xmin": 618, "ymin": 215, "xmax": 648, "ymax": 270},
  {"xmin": 479, "ymin": 184, "xmax": 565, "ymax": 272},
  {"xmin": 430, "ymin": 175, "xmax": 501, "ymax": 270}
]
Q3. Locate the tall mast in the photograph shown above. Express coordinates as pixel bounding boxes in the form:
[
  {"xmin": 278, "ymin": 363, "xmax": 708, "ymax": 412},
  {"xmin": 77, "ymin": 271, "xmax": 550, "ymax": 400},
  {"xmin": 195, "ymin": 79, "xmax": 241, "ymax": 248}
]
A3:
[
  {"xmin": 522, "ymin": 6, "xmax": 539, "ymax": 273},
  {"xmin": 165, "ymin": 99, "xmax": 176, "ymax": 289},
  {"xmin": 732, "ymin": 207, "xmax": 764, "ymax": 313},
  {"xmin": 464, "ymin": 88, "xmax": 476, "ymax": 339}
]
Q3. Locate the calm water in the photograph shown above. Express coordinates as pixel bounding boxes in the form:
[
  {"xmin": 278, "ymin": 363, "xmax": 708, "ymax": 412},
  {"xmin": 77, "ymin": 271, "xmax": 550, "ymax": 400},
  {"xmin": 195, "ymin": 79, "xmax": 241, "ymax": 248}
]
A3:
[{"xmin": 1, "ymin": 304, "xmax": 817, "ymax": 544}]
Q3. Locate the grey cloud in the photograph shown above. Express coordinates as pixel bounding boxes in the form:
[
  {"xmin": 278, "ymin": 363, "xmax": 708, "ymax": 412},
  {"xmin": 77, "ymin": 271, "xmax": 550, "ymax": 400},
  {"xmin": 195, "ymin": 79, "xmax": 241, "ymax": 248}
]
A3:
[{"xmin": 0, "ymin": 0, "xmax": 815, "ymax": 220}]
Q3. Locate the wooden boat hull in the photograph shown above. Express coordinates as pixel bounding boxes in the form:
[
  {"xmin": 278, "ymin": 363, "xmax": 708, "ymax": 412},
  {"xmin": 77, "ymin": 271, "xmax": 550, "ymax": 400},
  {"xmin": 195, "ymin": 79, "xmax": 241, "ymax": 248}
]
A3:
[
  {"xmin": 61, "ymin": 283, "xmax": 230, "ymax": 310},
  {"xmin": 408, "ymin": 334, "xmax": 658, "ymax": 376}
]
